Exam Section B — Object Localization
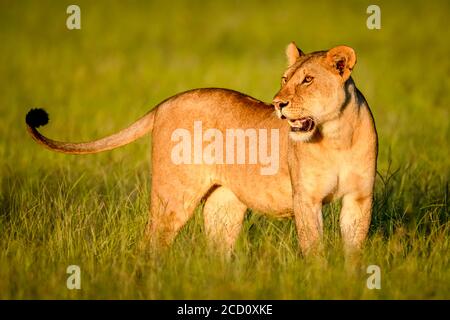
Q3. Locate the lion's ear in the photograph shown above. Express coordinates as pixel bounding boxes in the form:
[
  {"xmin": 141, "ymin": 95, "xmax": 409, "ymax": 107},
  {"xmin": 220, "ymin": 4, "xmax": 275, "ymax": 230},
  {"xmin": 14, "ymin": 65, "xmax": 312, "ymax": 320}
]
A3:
[
  {"xmin": 286, "ymin": 42, "xmax": 304, "ymax": 66},
  {"xmin": 326, "ymin": 46, "xmax": 356, "ymax": 80}
]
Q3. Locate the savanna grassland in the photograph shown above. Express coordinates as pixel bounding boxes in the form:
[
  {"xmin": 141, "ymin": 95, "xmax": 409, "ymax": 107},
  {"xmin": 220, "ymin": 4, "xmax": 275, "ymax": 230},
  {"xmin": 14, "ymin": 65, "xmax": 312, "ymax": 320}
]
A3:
[{"xmin": 0, "ymin": 0, "xmax": 448, "ymax": 299}]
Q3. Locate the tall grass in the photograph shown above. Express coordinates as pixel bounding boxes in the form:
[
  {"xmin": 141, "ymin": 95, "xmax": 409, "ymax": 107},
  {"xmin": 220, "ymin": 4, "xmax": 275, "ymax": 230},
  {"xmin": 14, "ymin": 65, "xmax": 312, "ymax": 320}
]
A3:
[{"xmin": 0, "ymin": 0, "xmax": 448, "ymax": 299}]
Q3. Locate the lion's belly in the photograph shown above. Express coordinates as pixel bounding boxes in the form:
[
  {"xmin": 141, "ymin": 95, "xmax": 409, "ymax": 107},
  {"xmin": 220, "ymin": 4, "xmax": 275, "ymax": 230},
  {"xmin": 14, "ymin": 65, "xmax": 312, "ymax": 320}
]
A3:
[
  {"xmin": 242, "ymin": 186, "xmax": 294, "ymax": 217},
  {"xmin": 222, "ymin": 165, "xmax": 294, "ymax": 217}
]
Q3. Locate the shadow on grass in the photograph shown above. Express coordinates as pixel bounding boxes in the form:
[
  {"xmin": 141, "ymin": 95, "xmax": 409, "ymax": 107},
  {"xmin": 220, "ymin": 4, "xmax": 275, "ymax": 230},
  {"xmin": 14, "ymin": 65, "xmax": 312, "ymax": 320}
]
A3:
[{"xmin": 372, "ymin": 163, "xmax": 449, "ymax": 238}]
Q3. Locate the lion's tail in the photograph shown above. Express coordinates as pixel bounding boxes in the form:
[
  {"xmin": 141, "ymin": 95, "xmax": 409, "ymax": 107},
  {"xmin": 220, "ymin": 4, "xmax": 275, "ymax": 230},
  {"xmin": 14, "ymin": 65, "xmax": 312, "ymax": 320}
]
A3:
[{"xmin": 25, "ymin": 108, "xmax": 156, "ymax": 154}]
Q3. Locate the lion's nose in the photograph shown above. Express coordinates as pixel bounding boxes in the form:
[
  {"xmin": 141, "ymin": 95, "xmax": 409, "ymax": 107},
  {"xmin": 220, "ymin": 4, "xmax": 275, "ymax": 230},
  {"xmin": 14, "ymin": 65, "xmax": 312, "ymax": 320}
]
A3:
[{"xmin": 273, "ymin": 99, "xmax": 290, "ymax": 110}]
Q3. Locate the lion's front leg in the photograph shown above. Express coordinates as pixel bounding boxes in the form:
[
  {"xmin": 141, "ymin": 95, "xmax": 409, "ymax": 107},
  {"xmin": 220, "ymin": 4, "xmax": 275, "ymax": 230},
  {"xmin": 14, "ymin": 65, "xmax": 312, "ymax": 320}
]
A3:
[
  {"xmin": 293, "ymin": 193, "xmax": 324, "ymax": 256},
  {"xmin": 339, "ymin": 193, "xmax": 373, "ymax": 255}
]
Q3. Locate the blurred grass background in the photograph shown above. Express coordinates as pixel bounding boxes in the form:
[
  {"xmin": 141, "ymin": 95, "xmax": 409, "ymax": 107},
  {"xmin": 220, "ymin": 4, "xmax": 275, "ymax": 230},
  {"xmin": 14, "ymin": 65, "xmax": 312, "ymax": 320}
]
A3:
[{"xmin": 0, "ymin": 0, "xmax": 448, "ymax": 299}]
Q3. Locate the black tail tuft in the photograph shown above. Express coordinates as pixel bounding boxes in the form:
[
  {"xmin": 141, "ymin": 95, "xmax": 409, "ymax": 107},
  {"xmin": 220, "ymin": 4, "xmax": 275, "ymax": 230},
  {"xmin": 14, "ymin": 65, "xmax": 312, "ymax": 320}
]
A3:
[{"xmin": 26, "ymin": 108, "xmax": 49, "ymax": 128}]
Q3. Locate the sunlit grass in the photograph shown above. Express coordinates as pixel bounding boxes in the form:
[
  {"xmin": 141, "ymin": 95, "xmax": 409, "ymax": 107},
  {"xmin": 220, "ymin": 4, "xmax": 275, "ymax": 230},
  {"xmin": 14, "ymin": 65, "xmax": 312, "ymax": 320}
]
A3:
[{"xmin": 0, "ymin": 0, "xmax": 448, "ymax": 299}]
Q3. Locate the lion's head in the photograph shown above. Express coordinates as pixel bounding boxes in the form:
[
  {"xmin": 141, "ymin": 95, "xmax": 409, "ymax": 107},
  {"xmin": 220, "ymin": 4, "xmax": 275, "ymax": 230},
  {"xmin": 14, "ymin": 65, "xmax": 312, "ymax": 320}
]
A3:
[{"xmin": 273, "ymin": 42, "xmax": 357, "ymax": 142}]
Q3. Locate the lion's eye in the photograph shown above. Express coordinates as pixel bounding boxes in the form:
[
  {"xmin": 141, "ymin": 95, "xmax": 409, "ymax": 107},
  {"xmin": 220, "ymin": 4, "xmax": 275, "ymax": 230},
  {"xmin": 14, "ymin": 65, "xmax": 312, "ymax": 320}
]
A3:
[
  {"xmin": 303, "ymin": 76, "xmax": 313, "ymax": 84},
  {"xmin": 281, "ymin": 77, "xmax": 288, "ymax": 85}
]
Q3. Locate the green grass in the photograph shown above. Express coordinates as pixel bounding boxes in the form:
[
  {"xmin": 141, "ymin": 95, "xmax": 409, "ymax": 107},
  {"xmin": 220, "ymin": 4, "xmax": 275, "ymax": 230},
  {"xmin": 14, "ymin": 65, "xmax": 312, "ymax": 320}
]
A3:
[{"xmin": 0, "ymin": 0, "xmax": 448, "ymax": 299}]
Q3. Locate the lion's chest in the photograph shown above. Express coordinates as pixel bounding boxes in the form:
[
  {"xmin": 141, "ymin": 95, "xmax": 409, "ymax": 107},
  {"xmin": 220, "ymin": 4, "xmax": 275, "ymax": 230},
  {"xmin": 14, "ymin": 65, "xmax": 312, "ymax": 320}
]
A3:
[{"xmin": 291, "ymin": 146, "xmax": 365, "ymax": 203}]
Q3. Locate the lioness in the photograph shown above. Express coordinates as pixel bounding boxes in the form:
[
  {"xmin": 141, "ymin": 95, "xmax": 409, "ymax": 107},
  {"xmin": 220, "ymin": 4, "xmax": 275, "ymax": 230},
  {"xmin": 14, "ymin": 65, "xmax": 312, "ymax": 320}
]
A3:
[{"xmin": 26, "ymin": 43, "xmax": 377, "ymax": 256}]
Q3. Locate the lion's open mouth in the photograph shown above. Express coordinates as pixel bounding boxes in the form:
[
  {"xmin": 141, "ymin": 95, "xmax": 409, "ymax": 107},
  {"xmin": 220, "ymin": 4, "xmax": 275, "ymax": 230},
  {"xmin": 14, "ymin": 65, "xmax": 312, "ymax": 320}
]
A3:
[{"xmin": 288, "ymin": 117, "xmax": 315, "ymax": 132}]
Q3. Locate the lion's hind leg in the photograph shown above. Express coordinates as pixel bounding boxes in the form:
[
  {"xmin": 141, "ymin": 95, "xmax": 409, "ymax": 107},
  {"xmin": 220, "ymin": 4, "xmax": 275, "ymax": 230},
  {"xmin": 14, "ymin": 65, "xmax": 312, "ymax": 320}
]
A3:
[
  {"xmin": 144, "ymin": 184, "xmax": 208, "ymax": 250},
  {"xmin": 203, "ymin": 186, "xmax": 247, "ymax": 256}
]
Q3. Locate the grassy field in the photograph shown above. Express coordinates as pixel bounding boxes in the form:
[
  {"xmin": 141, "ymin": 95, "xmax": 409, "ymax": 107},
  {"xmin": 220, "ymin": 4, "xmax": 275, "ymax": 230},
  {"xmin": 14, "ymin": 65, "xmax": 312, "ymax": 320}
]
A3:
[{"xmin": 0, "ymin": 0, "xmax": 448, "ymax": 299}]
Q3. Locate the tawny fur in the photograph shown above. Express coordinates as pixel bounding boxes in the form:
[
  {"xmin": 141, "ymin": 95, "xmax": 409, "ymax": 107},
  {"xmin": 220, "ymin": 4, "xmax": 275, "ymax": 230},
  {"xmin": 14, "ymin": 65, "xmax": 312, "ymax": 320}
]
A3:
[{"xmin": 26, "ymin": 43, "xmax": 377, "ymax": 256}]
